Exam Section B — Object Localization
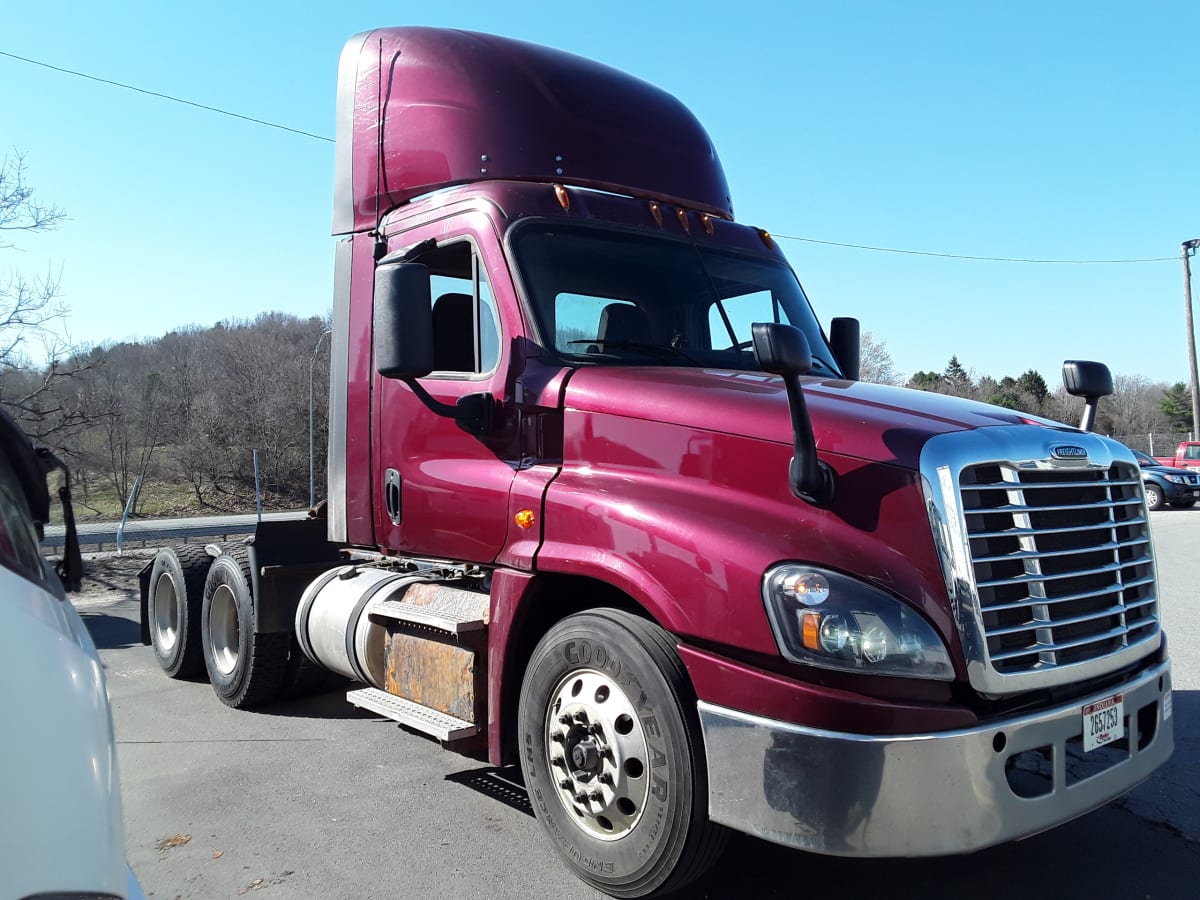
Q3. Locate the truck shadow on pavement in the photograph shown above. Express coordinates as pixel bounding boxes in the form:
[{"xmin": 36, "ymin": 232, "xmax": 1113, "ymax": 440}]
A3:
[
  {"xmin": 445, "ymin": 691, "xmax": 1199, "ymax": 899},
  {"xmin": 79, "ymin": 609, "xmax": 142, "ymax": 650}
]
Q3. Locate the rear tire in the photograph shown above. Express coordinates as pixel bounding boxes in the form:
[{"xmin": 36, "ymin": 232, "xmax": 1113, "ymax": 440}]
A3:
[
  {"xmin": 148, "ymin": 546, "xmax": 213, "ymax": 677},
  {"xmin": 518, "ymin": 609, "xmax": 726, "ymax": 898},
  {"xmin": 201, "ymin": 551, "xmax": 288, "ymax": 708}
]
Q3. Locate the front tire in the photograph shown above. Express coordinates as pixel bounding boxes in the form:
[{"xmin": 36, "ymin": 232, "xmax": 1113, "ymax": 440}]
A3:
[
  {"xmin": 201, "ymin": 552, "xmax": 289, "ymax": 709},
  {"xmin": 148, "ymin": 546, "xmax": 213, "ymax": 677},
  {"xmin": 518, "ymin": 609, "xmax": 726, "ymax": 898},
  {"xmin": 1144, "ymin": 483, "xmax": 1165, "ymax": 511}
]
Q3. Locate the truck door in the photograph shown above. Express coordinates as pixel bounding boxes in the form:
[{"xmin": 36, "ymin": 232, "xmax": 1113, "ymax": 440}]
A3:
[{"xmin": 373, "ymin": 224, "xmax": 520, "ymax": 562}]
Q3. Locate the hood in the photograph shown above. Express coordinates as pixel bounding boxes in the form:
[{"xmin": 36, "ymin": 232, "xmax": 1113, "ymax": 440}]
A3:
[
  {"xmin": 562, "ymin": 367, "xmax": 1043, "ymax": 469},
  {"xmin": 0, "ymin": 567, "xmax": 129, "ymax": 899}
]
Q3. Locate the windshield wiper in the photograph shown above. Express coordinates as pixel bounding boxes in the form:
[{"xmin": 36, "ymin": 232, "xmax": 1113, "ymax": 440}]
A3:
[{"xmin": 567, "ymin": 339, "xmax": 704, "ymax": 366}]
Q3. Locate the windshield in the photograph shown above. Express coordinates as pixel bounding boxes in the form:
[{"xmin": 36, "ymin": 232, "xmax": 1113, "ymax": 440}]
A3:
[{"xmin": 511, "ymin": 223, "xmax": 842, "ymax": 375}]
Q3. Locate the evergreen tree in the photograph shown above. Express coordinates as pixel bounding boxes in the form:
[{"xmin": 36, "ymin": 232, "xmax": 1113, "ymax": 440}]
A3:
[
  {"xmin": 908, "ymin": 371, "xmax": 942, "ymax": 391},
  {"xmin": 1160, "ymin": 382, "xmax": 1193, "ymax": 431},
  {"xmin": 943, "ymin": 356, "xmax": 972, "ymax": 396},
  {"xmin": 1017, "ymin": 370, "xmax": 1049, "ymax": 407}
]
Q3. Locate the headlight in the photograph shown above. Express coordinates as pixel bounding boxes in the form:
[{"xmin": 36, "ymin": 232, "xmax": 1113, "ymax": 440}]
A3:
[
  {"xmin": 1164, "ymin": 474, "xmax": 1188, "ymax": 485},
  {"xmin": 762, "ymin": 564, "xmax": 953, "ymax": 680}
]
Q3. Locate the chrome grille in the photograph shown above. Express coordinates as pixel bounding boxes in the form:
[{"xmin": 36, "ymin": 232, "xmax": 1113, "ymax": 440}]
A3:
[{"xmin": 959, "ymin": 460, "xmax": 1158, "ymax": 676}]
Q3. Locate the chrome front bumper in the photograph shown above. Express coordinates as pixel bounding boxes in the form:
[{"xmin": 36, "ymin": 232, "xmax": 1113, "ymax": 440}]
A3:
[{"xmin": 698, "ymin": 660, "xmax": 1173, "ymax": 857}]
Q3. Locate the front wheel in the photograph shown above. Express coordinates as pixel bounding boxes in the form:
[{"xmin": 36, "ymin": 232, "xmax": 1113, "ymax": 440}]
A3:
[
  {"xmin": 518, "ymin": 609, "xmax": 726, "ymax": 898},
  {"xmin": 1144, "ymin": 483, "xmax": 1165, "ymax": 511}
]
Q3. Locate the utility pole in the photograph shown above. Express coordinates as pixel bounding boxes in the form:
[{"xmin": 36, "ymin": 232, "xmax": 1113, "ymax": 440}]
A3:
[{"xmin": 1184, "ymin": 240, "xmax": 1200, "ymax": 439}]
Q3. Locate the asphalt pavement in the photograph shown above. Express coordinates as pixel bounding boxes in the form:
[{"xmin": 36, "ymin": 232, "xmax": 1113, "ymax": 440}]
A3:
[{"xmin": 79, "ymin": 511, "xmax": 1200, "ymax": 899}]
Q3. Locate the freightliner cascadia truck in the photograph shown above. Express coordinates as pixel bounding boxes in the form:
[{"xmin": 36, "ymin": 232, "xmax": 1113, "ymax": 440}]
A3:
[{"xmin": 139, "ymin": 27, "xmax": 1174, "ymax": 897}]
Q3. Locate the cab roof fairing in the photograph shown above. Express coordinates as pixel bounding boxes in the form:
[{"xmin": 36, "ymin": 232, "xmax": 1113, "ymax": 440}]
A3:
[{"xmin": 332, "ymin": 26, "xmax": 733, "ymax": 236}]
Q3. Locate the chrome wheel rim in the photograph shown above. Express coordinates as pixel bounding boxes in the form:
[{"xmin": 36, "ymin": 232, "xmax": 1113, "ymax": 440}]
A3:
[
  {"xmin": 544, "ymin": 668, "xmax": 651, "ymax": 841},
  {"xmin": 151, "ymin": 573, "xmax": 179, "ymax": 653},
  {"xmin": 208, "ymin": 583, "xmax": 240, "ymax": 676}
]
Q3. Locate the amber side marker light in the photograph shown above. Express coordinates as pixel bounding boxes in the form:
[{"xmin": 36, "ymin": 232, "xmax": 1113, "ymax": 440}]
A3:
[
  {"xmin": 801, "ymin": 610, "xmax": 821, "ymax": 650},
  {"xmin": 758, "ymin": 228, "xmax": 775, "ymax": 250},
  {"xmin": 515, "ymin": 509, "xmax": 537, "ymax": 530},
  {"xmin": 554, "ymin": 184, "xmax": 570, "ymax": 210}
]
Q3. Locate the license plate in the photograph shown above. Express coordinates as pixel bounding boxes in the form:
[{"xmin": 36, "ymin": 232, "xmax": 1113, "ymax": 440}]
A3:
[{"xmin": 1082, "ymin": 693, "xmax": 1124, "ymax": 752}]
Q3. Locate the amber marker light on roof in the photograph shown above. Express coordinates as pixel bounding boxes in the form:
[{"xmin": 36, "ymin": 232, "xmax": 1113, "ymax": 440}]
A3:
[
  {"xmin": 648, "ymin": 201, "xmax": 663, "ymax": 225},
  {"xmin": 515, "ymin": 509, "xmax": 537, "ymax": 530},
  {"xmin": 701, "ymin": 213, "xmax": 714, "ymax": 235},
  {"xmin": 675, "ymin": 208, "xmax": 690, "ymax": 232},
  {"xmin": 554, "ymin": 184, "xmax": 570, "ymax": 210},
  {"xmin": 757, "ymin": 228, "xmax": 775, "ymax": 250}
]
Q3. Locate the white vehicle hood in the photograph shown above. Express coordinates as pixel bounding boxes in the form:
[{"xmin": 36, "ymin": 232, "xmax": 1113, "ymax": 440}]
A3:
[{"xmin": 0, "ymin": 565, "xmax": 129, "ymax": 898}]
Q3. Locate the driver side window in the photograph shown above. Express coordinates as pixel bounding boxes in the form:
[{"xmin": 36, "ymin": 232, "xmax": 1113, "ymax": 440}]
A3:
[{"xmin": 424, "ymin": 241, "xmax": 501, "ymax": 375}]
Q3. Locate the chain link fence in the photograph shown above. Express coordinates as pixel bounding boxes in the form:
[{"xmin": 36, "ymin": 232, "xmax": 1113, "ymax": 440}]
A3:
[{"xmin": 1110, "ymin": 432, "xmax": 1194, "ymax": 456}]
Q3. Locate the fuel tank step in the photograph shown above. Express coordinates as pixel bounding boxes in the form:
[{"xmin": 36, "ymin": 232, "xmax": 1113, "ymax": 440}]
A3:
[
  {"xmin": 368, "ymin": 593, "xmax": 487, "ymax": 635},
  {"xmin": 347, "ymin": 687, "xmax": 480, "ymax": 742}
]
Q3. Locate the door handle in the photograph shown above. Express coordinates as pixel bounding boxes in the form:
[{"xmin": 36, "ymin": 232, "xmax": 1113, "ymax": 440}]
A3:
[{"xmin": 384, "ymin": 468, "xmax": 402, "ymax": 525}]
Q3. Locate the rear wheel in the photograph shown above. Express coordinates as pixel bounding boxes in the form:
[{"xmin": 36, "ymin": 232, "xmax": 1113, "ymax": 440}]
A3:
[
  {"xmin": 201, "ymin": 551, "xmax": 289, "ymax": 708},
  {"xmin": 518, "ymin": 609, "xmax": 726, "ymax": 898},
  {"xmin": 1144, "ymin": 483, "xmax": 1165, "ymax": 511},
  {"xmin": 148, "ymin": 546, "xmax": 213, "ymax": 677}
]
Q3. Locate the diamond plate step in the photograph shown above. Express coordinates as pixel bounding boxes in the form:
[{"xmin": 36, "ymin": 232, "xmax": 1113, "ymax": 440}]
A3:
[
  {"xmin": 369, "ymin": 597, "xmax": 486, "ymax": 635},
  {"xmin": 347, "ymin": 687, "xmax": 480, "ymax": 742}
]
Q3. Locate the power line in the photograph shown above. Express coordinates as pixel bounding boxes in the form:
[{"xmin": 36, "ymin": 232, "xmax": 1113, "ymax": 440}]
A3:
[
  {"xmin": 774, "ymin": 234, "xmax": 1175, "ymax": 265},
  {"xmin": 0, "ymin": 49, "xmax": 333, "ymax": 143},
  {"xmin": 1, "ymin": 48, "xmax": 1179, "ymax": 266}
]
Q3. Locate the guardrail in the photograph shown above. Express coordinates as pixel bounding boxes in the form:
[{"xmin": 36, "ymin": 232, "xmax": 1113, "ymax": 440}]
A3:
[{"xmin": 41, "ymin": 511, "xmax": 308, "ymax": 551}]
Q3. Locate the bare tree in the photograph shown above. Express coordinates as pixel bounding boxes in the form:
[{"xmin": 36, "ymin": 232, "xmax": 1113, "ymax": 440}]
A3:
[
  {"xmin": 0, "ymin": 152, "xmax": 67, "ymax": 366},
  {"xmin": 0, "ymin": 151, "xmax": 103, "ymax": 457},
  {"xmin": 859, "ymin": 331, "xmax": 903, "ymax": 385}
]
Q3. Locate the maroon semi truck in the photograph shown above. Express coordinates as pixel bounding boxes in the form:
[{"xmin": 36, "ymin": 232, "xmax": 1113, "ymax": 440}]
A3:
[{"xmin": 139, "ymin": 27, "xmax": 1174, "ymax": 897}]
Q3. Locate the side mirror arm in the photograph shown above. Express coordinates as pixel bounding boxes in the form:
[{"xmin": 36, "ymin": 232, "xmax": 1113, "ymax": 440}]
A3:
[
  {"xmin": 752, "ymin": 322, "xmax": 836, "ymax": 506},
  {"xmin": 404, "ymin": 380, "xmax": 494, "ymax": 435}
]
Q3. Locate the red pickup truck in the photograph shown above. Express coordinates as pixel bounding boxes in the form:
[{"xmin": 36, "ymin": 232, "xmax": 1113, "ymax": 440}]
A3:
[{"xmin": 1153, "ymin": 441, "xmax": 1200, "ymax": 470}]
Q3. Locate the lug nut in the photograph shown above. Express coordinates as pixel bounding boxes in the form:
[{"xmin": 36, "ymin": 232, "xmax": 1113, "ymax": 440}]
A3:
[
  {"xmin": 551, "ymin": 755, "xmax": 565, "ymax": 767},
  {"xmin": 575, "ymin": 711, "xmax": 588, "ymax": 722},
  {"xmin": 598, "ymin": 773, "xmax": 613, "ymax": 785},
  {"xmin": 559, "ymin": 778, "xmax": 572, "ymax": 789},
  {"xmin": 558, "ymin": 714, "xmax": 572, "ymax": 725},
  {"xmin": 589, "ymin": 790, "xmax": 603, "ymax": 802},
  {"xmin": 550, "ymin": 732, "xmax": 566, "ymax": 743},
  {"xmin": 574, "ymin": 792, "xmax": 588, "ymax": 803}
]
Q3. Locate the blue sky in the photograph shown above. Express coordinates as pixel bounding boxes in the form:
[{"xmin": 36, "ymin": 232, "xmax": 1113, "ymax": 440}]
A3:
[{"xmin": 3, "ymin": 1, "xmax": 1196, "ymax": 387}]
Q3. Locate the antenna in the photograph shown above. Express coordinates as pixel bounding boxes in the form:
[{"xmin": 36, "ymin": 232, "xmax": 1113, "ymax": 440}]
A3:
[{"xmin": 372, "ymin": 38, "xmax": 386, "ymax": 261}]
